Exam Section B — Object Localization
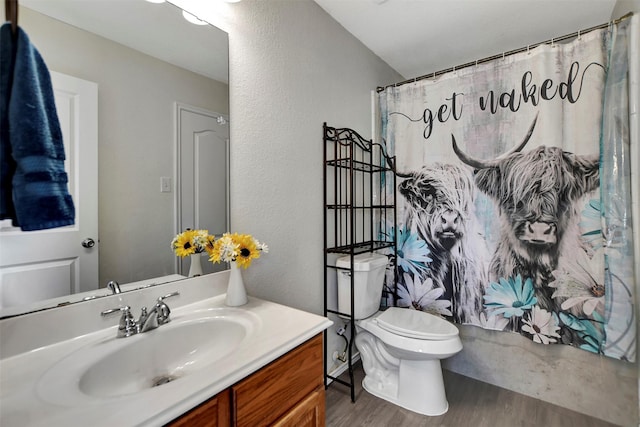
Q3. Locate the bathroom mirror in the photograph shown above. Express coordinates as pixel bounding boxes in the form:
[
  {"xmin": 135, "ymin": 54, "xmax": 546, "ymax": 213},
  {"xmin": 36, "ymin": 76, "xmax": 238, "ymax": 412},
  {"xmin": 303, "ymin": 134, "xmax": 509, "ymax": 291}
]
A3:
[{"xmin": 0, "ymin": 0, "xmax": 229, "ymax": 318}]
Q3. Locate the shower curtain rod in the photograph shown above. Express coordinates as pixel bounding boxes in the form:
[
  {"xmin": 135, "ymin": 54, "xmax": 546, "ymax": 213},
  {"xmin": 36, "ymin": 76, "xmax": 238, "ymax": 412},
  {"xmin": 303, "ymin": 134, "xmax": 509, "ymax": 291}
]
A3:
[{"xmin": 377, "ymin": 12, "xmax": 634, "ymax": 93}]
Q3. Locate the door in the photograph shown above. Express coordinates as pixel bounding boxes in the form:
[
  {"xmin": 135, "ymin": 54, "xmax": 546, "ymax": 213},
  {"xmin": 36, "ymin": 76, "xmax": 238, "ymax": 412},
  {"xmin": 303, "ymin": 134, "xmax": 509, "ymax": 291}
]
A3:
[
  {"xmin": 176, "ymin": 103, "xmax": 229, "ymax": 275},
  {"xmin": 0, "ymin": 72, "xmax": 99, "ymax": 310}
]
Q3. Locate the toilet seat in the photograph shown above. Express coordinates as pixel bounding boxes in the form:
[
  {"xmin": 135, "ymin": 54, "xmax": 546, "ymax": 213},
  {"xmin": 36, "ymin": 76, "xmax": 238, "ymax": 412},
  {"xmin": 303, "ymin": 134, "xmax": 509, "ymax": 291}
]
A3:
[{"xmin": 374, "ymin": 307, "xmax": 459, "ymax": 340}]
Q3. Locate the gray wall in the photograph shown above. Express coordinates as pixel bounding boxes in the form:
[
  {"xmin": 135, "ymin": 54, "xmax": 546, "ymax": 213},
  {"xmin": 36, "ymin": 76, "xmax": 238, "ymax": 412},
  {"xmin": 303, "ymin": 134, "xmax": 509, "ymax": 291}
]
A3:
[{"xmin": 222, "ymin": 0, "xmax": 402, "ymax": 374}]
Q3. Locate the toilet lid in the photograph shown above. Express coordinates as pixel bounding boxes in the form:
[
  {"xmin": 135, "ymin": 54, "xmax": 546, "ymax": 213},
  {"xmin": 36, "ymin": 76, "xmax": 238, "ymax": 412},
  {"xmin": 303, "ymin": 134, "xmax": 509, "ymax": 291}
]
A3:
[{"xmin": 375, "ymin": 307, "xmax": 459, "ymax": 340}]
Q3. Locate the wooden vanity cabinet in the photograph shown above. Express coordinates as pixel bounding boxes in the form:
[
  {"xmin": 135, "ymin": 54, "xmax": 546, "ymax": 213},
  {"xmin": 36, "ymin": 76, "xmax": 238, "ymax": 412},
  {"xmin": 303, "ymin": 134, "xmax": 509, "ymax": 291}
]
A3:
[
  {"xmin": 166, "ymin": 334, "xmax": 325, "ymax": 427},
  {"xmin": 168, "ymin": 389, "xmax": 231, "ymax": 427},
  {"xmin": 232, "ymin": 333, "xmax": 324, "ymax": 427}
]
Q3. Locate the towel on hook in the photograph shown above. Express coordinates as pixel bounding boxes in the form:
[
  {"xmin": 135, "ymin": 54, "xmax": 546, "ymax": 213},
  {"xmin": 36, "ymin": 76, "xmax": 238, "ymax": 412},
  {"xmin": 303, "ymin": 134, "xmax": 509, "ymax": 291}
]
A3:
[
  {"xmin": 0, "ymin": 24, "xmax": 17, "ymax": 221},
  {"xmin": 0, "ymin": 23, "xmax": 75, "ymax": 231}
]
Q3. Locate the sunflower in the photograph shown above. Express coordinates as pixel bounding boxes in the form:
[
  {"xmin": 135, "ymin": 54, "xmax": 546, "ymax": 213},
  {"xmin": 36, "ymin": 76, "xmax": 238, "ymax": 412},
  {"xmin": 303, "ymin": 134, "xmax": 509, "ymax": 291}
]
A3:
[
  {"xmin": 202, "ymin": 233, "xmax": 216, "ymax": 255},
  {"xmin": 173, "ymin": 229, "xmax": 198, "ymax": 257},
  {"xmin": 234, "ymin": 233, "xmax": 261, "ymax": 268},
  {"xmin": 172, "ymin": 229, "xmax": 218, "ymax": 258},
  {"xmin": 207, "ymin": 232, "xmax": 267, "ymax": 268}
]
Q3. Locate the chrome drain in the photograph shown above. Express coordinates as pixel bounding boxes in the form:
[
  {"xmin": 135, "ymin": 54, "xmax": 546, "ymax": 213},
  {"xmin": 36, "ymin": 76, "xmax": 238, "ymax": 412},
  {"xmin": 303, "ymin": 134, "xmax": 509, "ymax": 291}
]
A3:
[{"xmin": 151, "ymin": 374, "xmax": 180, "ymax": 387}]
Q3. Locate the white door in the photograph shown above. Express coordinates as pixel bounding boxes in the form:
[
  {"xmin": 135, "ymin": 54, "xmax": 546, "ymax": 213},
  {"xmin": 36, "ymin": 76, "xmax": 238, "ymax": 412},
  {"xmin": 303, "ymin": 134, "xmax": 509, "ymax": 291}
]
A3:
[
  {"xmin": 176, "ymin": 104, "xmax": 229, "ymax": 275},
  {"xmin": 0, "ymin": 72, "xmax": 99, "ymax": 310}
]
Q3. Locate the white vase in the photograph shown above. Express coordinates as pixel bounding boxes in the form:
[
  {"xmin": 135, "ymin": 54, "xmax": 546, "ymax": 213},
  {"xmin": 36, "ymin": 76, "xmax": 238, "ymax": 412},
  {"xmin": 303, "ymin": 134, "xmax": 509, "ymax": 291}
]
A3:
[
  {"xmin": 226, "ymin": 261, "xmax": 248, "ymax": 306},
  {"xmin": 188, "ymin": 253, "xmax": 203, "ymax": 277}
]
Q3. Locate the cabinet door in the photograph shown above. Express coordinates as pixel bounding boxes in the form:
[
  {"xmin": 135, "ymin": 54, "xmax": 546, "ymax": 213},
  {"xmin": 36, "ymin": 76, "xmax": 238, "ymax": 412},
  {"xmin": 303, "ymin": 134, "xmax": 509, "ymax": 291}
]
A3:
[
  {"xmin": 166, "ymin": 389, "xmax": 230, "ymax": 427},
  {"xmin": 272, "ymin": 387, "xmax": 325, "ymax": 427},
  {"xmin": 232, "ymin": 334, "xmax": 323, "ymax": 427}
]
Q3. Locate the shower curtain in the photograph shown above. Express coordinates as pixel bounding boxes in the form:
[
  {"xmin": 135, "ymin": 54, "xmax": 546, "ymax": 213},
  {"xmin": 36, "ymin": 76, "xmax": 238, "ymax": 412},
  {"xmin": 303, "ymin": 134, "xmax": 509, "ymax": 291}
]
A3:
[{"xmin": 378, "ymin": 18, "xmax": 636, "ymax": 361}]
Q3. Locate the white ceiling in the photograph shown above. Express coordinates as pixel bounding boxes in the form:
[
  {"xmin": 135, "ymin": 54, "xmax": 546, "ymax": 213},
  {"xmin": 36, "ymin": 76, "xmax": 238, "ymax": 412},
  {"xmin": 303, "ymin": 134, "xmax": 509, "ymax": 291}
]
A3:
[
  {"xmin": 20, "ymin": 0, "xmax": 229, "ymax": 83},
  {"xmin": 18, "ymin": 0, "xmax": 619, "ymax": 86},
  {"xmin": 314, "ymin": 0, "xmax": 618, "ymax": 81}
]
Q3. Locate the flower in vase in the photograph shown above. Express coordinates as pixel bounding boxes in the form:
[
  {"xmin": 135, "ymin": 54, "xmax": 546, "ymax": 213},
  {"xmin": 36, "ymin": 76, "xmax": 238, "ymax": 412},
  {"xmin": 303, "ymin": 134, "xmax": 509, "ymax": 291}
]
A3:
[
  {"xmin": 171, "ymin": 229, "xmax": 215, "ymax": 257},
  {"xmin": 209, "ymin": 232, "xmax": 268, "ymax": 269}
]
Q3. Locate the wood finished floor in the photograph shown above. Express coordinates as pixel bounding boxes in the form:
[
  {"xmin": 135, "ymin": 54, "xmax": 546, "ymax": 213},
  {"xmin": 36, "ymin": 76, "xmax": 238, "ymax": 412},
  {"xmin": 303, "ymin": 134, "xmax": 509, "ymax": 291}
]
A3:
[{"xmin": 325, "ymin": 362, "xmax": 619, "ymax": 427}]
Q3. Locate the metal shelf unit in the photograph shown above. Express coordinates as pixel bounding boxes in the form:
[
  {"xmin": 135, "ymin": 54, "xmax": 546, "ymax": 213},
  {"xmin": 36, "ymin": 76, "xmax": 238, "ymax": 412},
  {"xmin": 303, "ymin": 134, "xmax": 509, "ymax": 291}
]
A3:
[{"xmin": 323, "ymin": 123, "xmax": 397, "ymax": 402}]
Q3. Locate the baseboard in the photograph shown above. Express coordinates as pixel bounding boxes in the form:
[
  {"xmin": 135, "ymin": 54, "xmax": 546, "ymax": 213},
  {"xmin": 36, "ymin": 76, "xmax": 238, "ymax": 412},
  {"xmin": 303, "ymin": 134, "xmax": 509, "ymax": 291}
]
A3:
[{"xmin": 326, "ymin": 352, "xmax": 361, "ymax": 385}]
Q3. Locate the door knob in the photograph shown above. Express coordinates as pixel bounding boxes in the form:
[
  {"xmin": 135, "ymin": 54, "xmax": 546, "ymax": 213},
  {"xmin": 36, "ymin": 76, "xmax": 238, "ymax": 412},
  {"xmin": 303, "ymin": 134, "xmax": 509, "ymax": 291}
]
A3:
[{"xmin": 82, "ymin": 238, "xmax": 96, "ymax": 248}]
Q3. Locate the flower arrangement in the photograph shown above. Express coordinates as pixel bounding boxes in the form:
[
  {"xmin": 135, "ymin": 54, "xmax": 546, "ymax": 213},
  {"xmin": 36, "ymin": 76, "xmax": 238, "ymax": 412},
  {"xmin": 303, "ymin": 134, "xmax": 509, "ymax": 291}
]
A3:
[
  {"xmin": 171, "ymin": 229, "xmax": 215, "ymax": 257},
  {"xmin": 208, "ymin": 232, "xmax": 268, "ymax": 269}
]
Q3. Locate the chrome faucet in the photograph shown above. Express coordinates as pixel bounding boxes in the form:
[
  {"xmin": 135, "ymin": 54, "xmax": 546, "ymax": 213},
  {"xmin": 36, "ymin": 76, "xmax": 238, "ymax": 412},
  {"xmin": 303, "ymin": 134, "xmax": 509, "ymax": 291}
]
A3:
[
  {"xmin": 138, "ymin": 291, "xmax": 179, "ymax": 333},
  {"xmin": 107, "ymin": 280, "xmax": 121, "ymax": 294},
  {"xmin": 101, "ymin": 291, "xmax": 180, "ymax": 338},
  {"xmin": 101, "ymin": 305, "xmax": 138, "ymax": 338}
]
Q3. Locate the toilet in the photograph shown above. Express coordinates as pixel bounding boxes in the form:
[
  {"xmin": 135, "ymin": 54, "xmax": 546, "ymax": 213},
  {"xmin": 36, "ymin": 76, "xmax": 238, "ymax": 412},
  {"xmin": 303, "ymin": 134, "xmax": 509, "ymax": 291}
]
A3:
[{"xmin": 336, "ymin": 253, "xmax": 462, "ymax": 416}]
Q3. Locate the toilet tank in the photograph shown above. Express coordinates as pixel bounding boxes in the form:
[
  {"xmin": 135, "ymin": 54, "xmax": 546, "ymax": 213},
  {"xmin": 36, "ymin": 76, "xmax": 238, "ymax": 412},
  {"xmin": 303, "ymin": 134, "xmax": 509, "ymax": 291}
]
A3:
[{"xmin": 336, "ymin": 253, "xmax": 388, "ymax": 319}]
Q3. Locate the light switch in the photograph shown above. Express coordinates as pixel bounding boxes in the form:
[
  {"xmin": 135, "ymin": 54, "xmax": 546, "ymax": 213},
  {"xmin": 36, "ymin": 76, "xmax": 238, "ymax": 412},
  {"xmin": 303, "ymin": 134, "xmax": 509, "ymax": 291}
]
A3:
[{"xmin": 160, "ymin": 177, "xmax": 171, "ymax": 193}]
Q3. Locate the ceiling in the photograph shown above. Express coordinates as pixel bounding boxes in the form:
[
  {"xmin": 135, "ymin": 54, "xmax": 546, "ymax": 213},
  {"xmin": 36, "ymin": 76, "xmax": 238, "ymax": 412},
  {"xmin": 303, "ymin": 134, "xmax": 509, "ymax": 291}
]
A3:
[
  {"xmin": 314, "ymin": 0, "xmax": 618, "ymax": 81},
  {"xmin": 19, "ymin": 0, "xmax": 229, "ymax": 83},
  {"xmin": 18, "ymin": 0, "xmax": 619, "ymax": 86}
]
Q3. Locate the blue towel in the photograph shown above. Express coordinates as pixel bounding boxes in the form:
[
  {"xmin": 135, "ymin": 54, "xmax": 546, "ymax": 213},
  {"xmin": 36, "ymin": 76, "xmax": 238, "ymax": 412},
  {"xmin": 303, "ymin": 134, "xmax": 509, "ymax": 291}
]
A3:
[
  {"xmin": 0, "ymin": 24, "xmax": 16, "ymax": 221},
  {"xmin": 0, "ymin": 23, "xmax": 75, "ymax": 231}
]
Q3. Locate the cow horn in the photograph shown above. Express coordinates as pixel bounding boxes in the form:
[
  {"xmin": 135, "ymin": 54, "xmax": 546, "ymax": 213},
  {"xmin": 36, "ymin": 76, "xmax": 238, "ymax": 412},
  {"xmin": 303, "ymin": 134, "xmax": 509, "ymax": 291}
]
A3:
[
  {"xmin": 497, "ymin": 113, "xmax": 538, "ymax": 159},
  {"xmin": 384, "ymin": 156, "xmax": 413, "ymax": 178},
  {"xmin": 451, "ymin": 135, "xmax": 497, "ymax": 169},
  {"xmin": 452, "ymin": 114, "xmax": 539, "ymax": 169}
]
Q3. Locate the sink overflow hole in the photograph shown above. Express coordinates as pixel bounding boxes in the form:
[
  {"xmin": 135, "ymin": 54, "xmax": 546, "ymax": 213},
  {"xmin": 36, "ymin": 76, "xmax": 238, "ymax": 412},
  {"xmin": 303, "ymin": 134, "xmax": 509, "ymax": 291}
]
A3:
[{"xmin": 151, "ymin": 374, "xmax": 180, "ymax": 388}]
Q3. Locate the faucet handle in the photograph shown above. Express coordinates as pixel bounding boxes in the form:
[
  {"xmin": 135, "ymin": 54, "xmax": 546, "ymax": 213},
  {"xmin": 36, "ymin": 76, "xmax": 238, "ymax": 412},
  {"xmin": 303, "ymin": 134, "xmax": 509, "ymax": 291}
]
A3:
[
  {"xmin": 156, "ymin": 291, "xmax": 180, "ymax": 325},
  {"xmin": 157, "ymin": 291, "xmax": 180, "ymax": 302},
  {"xmin": 101, "ymin": 305, "xmax": 138, "ymax": 338},
  {"xmin": 101, "ymin": 305, "xmax": 130, "ymax": 316}
]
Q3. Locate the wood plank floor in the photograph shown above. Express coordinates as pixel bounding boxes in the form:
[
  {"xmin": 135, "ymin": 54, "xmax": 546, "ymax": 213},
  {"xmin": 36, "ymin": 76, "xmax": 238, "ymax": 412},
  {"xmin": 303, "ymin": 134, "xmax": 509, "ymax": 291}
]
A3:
[{"xmin": 325, "ymin": 362, "xmax": 619, "ymax": 427}]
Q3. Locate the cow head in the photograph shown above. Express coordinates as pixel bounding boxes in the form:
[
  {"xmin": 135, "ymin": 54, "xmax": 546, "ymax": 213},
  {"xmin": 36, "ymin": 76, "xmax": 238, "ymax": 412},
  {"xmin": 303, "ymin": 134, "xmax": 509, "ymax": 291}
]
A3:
[
  {"xmin": 452, "ymin": 116, "xmax": 599, "ymax": 250},
  {"xmin": 398, "ymin": 163, "xmax": 475, "ymax": 251}
]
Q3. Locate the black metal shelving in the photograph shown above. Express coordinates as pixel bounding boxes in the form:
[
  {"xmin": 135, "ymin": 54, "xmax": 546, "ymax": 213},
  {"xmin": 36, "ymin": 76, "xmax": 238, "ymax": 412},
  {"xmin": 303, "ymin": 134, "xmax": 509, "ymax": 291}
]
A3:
[{"xmin": 323, "ymin": 123, "xmax": 397, "ymax": 403}]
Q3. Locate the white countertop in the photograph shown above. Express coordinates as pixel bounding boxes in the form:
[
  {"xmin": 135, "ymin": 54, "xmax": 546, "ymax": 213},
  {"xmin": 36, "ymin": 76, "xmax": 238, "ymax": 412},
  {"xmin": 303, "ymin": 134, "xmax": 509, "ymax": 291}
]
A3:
[{"xmin": 0, "ymin": 274, "xmax": 332, "ymax": 426}]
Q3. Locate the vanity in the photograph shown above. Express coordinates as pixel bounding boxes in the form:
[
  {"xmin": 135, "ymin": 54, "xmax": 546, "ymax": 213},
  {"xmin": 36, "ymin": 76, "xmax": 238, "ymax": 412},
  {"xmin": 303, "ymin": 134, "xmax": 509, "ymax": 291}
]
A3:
[
  {"xmin": 171, "ymin": 334, "xmax": 324, "ymax": 427},
  {"xmin": 0, "ymin": 272, "xmax": 332, "ymax": 426}
]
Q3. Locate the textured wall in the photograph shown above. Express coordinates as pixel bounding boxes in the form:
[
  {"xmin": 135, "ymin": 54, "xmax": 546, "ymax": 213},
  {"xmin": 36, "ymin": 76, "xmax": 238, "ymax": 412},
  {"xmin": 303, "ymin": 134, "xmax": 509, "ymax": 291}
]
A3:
[
  {"xmin": 227, "ymin": 0, "xmax": 400, "ymax": 309},
  {"xmin": 222, "ymin": 0, "xmax": 401, "ymax": 369}
]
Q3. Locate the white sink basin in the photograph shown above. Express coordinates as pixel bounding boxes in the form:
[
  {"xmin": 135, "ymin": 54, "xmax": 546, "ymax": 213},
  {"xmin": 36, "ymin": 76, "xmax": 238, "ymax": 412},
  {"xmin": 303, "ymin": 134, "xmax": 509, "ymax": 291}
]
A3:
[{"xmin": 37, "ymin": 307, "xmax": 259, "ymax": 405}]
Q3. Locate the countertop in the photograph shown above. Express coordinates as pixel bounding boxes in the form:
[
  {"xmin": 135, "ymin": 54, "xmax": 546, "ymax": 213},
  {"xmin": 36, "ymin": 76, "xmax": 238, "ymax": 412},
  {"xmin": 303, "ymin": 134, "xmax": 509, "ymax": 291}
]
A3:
[{"xmin": 0, "ymin": 274, "xmax": 332, "ymax": 426}]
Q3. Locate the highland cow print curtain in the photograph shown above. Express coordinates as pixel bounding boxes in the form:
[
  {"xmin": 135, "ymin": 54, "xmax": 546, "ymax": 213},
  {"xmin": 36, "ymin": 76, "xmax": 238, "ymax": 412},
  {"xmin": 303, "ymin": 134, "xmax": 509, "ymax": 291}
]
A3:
[{"xmin": 379, "ymin": 19, "xmax": 635, "ymax": 361}]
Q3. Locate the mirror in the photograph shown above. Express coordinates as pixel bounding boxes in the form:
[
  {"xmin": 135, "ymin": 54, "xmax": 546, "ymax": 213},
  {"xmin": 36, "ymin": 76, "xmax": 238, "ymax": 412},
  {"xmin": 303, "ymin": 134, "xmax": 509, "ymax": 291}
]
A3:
[{"xmin": 0, "ymin": 0, "xmax": 229, "ymax": 317}]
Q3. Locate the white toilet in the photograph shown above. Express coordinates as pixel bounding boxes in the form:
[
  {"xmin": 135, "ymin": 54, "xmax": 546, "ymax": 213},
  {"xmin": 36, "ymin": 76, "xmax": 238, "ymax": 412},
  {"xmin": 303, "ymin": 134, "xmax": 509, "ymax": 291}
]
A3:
[{"xmin": 336, "ymin": 253, "xmax": 463, "ymax": 416}]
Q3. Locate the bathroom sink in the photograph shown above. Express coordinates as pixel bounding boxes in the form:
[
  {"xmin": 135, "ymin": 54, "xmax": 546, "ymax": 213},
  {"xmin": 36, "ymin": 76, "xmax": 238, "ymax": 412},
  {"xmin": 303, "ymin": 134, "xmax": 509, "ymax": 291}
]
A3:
[
  {"xmin": 37, "ymin": 308, "xmax": 259, "ymax": 404},
  {"xmin": 80, "ymin": 318, "xmax": 246, "ymax": 398}
]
